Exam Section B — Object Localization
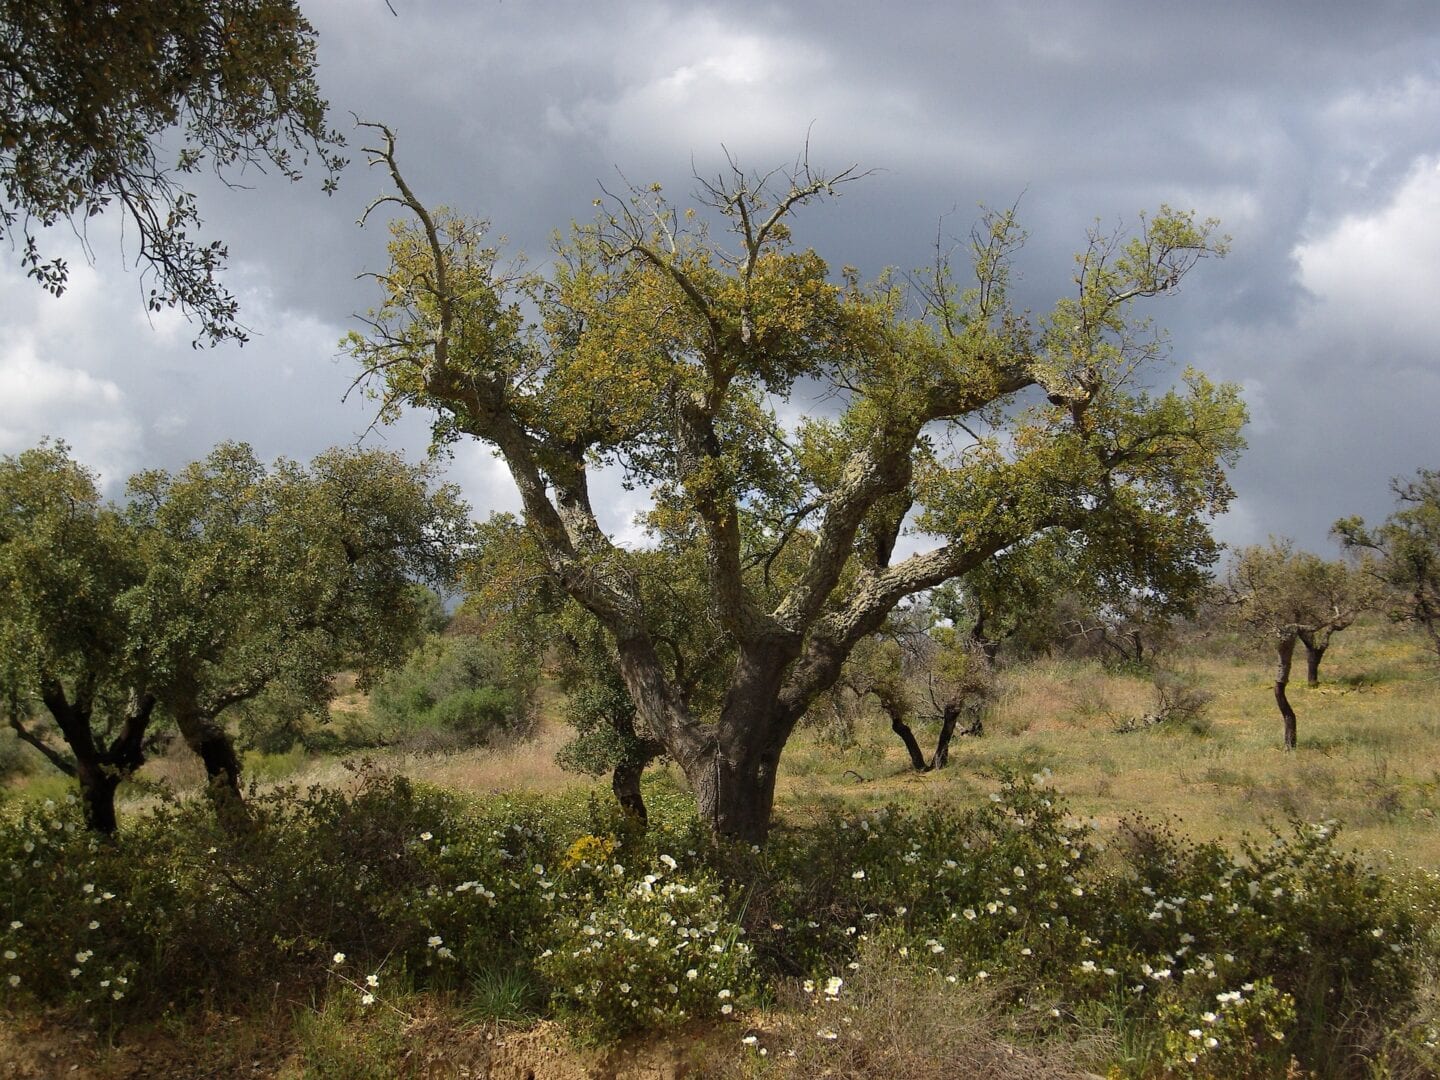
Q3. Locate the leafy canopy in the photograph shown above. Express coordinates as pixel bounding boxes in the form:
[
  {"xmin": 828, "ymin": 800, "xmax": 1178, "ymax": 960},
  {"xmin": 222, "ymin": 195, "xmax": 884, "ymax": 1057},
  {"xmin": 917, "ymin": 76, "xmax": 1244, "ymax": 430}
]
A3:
[
  {"xmin": 0, "ymin": 440, "xmax": 469, "ymax": 807},
  {"xmin": 0, "ymin": 0, "xmax": 345, "ymax": 344},
  {"xmin": 349, "ymin": 130, "xmax": 1246, "ymax": 838}
]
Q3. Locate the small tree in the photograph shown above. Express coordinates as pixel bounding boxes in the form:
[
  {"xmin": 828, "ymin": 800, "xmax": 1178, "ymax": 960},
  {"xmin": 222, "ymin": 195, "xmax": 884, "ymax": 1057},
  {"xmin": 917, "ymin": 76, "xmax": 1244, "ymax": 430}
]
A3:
[
  {"xmin": 1224, "ymin": 539, "xmax": 1369, "ymax": 750},
  {"xmin": 1, "ymin": 0, "xmax": 345, "ymax": 344},
  {"xmin": 350, "ymin": 127, "xmax": 1245, "ymax": 841},
  {"xmin": 0, "ymin": 441, "xmax": 468, "ymax": 831},
  {"xmin": 1336, "ymin": 468, "xmax": 1440, "ymax": 664},
  {"xmin": 837, "ymin": 599, "xmax": 995, "ymax": 772},
  {"xmin": 0, "ymin": 444, "xmax": 150, "ymax": 832}
]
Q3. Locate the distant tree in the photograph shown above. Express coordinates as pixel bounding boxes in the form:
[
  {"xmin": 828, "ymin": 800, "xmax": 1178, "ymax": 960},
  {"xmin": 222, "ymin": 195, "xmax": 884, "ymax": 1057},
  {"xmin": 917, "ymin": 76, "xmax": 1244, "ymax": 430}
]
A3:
[
  {"xmin": 0, "ymin": 441, "xmax": 468, "ymax": 831},
  {"xmin": 839, "ymin": 600, "xmax": 995, "ymax": 772},
  {"xmin": 1223, "ymin": 539, "xmax": 1370, "ymax": 750},
  {"xmin": 0, "ymin": 0, "xmax": 345, "ymax": 344},
  {"xmin": 1336, "ymin": 469, "xmax": 1440, "ymax": 664},
  {"xmin": 351, "ymin": 126, "xmax": 1245, "ymax": 841},
  {"xmin": 941, "ymin": 522, "xmax": 1210, "ymax": 666}
]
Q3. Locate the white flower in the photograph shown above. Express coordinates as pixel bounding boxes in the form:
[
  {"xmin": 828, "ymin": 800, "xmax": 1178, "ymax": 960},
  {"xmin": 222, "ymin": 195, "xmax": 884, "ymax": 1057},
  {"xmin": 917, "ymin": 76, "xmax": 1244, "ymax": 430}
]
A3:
[
  {"xmin": 619, "ymin": 983, "xmax": 630, "ymax": 993},
  {"xmin": 6, "ymin": 975, "xmax": 17, "ymax": 987},
  {"xmin": 721, "ymin": 1003, "xmax": 733, "ymax": 1014},
  {"xmin": 851, "ymin": 870, "xmax": 865, "ymax": 880},
  {"xmin": 1205, "ymin": 1037, "xmax": 1219, "ymax": 1048},
  {"xmin": 686, "ymin": 969, "xmax": 699, "ymax": 980},
  {"xmin": 7, "ymin": 922, "xmax": 19, "ymax": 931},
  {"xmin": 419, "ymin": 832, "xmax": 433, "ymax": 841},
  {"xmin": 962, "ymin": 908, "xmax": 977, "ymax": 921},
  {"xmin": 2, "ymin": 951, "xmax": 14, "ymax": 961},
  {"xmin": 366, "ymin": 974, "xmax": 379, "ymax": 988},
  {"xmin": 741, "ymin": 1035, "xmax": 758, "ymax": 1046},
  {"xmin": 88, "ymin": 921, "xmax": 99, "ymax": 931},
  {"xmin": 332, "ymin": 952, "xmax": 346, "ymax": 965},
  {"xmin": 824, "ymin": 976, "xmax": 843, "ymax": 997},
  {"xmin": 361, "ymin": 993, "xmax": 375, "ymax": 1006},
  {"xmin": 802, "ymin": 980, "xmax": 815, "ymax": 993},
  {"xmin": 659, "ymin": 854, "xmax": 677, "ymax": 869},
  {"xmin": 428, "ymin": 936, "xmax": 443, "ymax": 948},
  {"xmin": 817, "ymin": 1029, "xmax": 839, "ymax": 1040},
  {"xmin": 718, "ymin": 988, "xmax": 732, "ymax": 999},
  {"xmin": 1189, "ymin": 1029, "xmax": 1203, "ymax": 1038}
]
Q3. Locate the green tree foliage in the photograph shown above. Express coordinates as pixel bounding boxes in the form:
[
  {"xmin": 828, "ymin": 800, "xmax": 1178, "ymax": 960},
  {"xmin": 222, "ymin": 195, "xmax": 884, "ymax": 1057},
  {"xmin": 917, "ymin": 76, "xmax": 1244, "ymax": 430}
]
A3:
[
  {"xmin": 0, "ymin": 0, "xmax": 345, "ymax": 344},
  {"xmin": 367, "ymin": 633, "xmax": 535, "ymax": 750},
  {"xmin": 1223, "ymin": 538, "xmax": 1370, "ymax": 749},
  {"xmin": 935, "ymin": 520, "xmax": 1208, "ymax": 666},
  {"xmin": 0, "ymin": 441, "xmax": 469, "ymax": 830},
  {"xmin": 350, "ymin": 127, "xmax": 1246, "ymax": 840},
  {"xmin": 1336, "ymin": 468, "xmax": 1440, "ymax": 664},
  {"xmin": 0, "ymin": 443, "xmax": 149, "ymax": 832}
]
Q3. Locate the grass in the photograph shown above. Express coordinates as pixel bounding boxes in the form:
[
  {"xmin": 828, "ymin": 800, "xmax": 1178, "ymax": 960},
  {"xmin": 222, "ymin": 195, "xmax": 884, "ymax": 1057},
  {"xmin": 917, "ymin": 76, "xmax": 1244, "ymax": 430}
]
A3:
[
  {"xmin": 772, "ymin": 619, "xmax": 1440, "ymax": 868},
  {"xmin": 3, "ymin": 619, "xmax": 1435, "ymax": 872},
  {"xmin": 3, "ymin": 620, "xmax": 1439, "ymax": 1078}
]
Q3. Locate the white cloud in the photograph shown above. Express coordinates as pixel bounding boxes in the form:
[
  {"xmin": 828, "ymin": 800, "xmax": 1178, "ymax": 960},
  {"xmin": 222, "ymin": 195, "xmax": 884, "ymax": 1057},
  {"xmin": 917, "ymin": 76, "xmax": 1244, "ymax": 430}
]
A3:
[
  {"xmin": 0, "ymin": 341, "xmax": 143, "ymax": 489},
  {"xmin": 1295, "ymin": 156, "xmax": 1440, "ymax": 355}
]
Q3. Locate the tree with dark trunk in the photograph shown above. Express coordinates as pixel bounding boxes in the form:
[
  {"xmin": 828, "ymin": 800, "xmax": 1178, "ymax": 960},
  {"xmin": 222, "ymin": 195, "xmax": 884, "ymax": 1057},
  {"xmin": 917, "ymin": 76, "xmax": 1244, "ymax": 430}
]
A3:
[
  {"xmin": 351, "ymin": 126, "xmax": 1245, "ymax": 842},
  {"xmin": 1, "ymin": 441, "xmax": 468, "ymax": 831},
  {"xmin": 1224, "ymin": 539, "xmax": 1370, "ymax": 748}
]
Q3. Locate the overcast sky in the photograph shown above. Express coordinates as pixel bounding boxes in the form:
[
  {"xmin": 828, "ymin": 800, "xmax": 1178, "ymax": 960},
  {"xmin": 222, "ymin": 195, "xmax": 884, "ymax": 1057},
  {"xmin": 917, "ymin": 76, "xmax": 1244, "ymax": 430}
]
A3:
[{"xmin": 3, "ymin": 1, "xmax": 1438, "ymax": 558}]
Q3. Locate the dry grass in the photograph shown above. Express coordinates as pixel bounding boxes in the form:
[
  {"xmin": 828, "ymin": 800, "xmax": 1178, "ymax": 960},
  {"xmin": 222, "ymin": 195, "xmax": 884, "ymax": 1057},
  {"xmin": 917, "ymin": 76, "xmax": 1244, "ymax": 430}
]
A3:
[
  {"xmin": 775, "ymin": 619, "xmax": 1440, "ymax": 868},
  {"xmin": 719, "ymin": 943, "xmax": 1108, "ymax": 1080}
]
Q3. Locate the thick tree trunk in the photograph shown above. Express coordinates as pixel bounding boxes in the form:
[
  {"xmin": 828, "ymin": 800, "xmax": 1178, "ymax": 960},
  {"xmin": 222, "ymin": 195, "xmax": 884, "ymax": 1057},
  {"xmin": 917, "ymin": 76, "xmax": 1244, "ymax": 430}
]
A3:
[
  {"xmin": 1303, "ymin": 641, "xmax": 1326, "ymax": 687},
  {"xmin": 1274, "ymin": 635, "xmax": 1298, "ymax": 751},
  {"xmin": 688, "ymin": 733, "xmax": 785, "ymax": 845},
  {"xmin": 612, "ymin": 759, "xmax": 648, "ymax": 825},
  {"xmin": 75, "ymin": 760, "xmax": 122, "ymax": 835},
  {"xmin": 177, "ymin": 710, "xmax": 247, "ymax": 826}
]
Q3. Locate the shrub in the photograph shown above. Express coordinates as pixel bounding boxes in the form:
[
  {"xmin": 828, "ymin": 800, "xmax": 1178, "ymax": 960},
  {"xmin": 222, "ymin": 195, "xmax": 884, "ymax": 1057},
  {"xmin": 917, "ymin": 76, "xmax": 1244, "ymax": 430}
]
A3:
[
  {"xmin": 368, "ymin": 634, "xmax": 535, "ymax": 749},
  {"xmin": 541, "ymin": 852, "xmax": 753, "ymax": 1042}
]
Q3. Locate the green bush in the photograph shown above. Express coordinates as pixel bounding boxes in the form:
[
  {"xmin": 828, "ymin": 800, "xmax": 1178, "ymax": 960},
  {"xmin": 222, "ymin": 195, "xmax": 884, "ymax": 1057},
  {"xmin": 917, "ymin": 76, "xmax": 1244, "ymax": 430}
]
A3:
[
  {"xmin": 0, "ymin": 768, "xmax": 1430, "ymax": 1072},
  {"xmin": 541, "ymin": 852, "xmax": 753, "ymax": 1041},
  {"xmin": 368, "ymin": 634, "xmax": 534, "ymax": 749}
]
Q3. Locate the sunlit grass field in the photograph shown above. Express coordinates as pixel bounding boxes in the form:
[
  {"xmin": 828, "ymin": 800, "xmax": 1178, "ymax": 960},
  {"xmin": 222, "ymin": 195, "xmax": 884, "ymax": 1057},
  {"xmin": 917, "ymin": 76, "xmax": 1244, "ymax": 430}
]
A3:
[
  {"xmin": 3, "ymin": 620, "xmax": 1438, "ymax": 1079},
  {"xmin": 772, "ymin": 621, "xmax": 1440, "ymax": 869},
  {"xmin": 10, "ymin": 616, "xmax": 1422, "ymax": 872}
]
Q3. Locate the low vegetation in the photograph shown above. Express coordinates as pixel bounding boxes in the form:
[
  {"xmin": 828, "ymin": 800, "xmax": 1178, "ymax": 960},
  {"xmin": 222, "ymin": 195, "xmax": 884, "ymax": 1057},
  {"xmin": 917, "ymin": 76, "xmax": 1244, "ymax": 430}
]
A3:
[{"xmin": 2, "ymin": 619, "xmax": 1439, "ymax": 1077}]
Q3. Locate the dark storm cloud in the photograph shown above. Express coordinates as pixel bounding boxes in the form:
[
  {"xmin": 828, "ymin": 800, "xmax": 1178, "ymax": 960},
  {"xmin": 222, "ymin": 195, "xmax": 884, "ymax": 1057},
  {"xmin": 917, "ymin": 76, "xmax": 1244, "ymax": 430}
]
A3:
[{"xmin": 2, "ymin": 1, "xmax": 1438, "ymax": 555}]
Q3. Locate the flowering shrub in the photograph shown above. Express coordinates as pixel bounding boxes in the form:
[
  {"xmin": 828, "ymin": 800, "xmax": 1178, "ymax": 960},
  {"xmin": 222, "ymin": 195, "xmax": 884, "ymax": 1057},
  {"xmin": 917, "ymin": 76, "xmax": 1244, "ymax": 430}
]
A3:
[
  {"xmin": 0, "ymin": 766, "xmax": 1431, "ymax": 1072},
  {"xmin": 541, "ymin": 853, "xmax": 752, "ymax": 1041},
  {"xmin": 1158, "ymin": 977, "xmax": 1296, "ymax": 1077},
  {"xmin": 0, "ymin": 796, "xmax": 137, "ymax": 1014}
]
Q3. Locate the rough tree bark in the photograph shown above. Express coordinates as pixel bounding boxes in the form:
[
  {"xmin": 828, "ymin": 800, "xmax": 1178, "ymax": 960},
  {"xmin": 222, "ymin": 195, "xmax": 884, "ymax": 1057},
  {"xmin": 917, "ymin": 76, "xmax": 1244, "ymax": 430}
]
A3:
[
  {"xmin": 1274, "ymin": 634, "xmax": 1298, "ymax": 751},
  {"xmin": 1296, "ymin": 629, "xmax": 1328, "ymax": 687},
  {"xmin": 31, "ymin": 682, "xmax": 155, "ymax": 834}
]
